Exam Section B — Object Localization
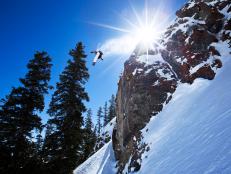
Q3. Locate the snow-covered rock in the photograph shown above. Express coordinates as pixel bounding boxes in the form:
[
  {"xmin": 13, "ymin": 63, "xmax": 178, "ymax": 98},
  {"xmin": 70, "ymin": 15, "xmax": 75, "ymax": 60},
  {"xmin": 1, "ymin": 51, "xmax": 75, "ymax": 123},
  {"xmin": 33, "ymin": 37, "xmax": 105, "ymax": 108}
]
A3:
[
  {"xmin": 74, "ymin": 54, "xmax": 231, "ymax": 174},
  {"xmin": 74, "ymin": 0, "xmax": 231, "ymax": 173},
  {"xmin": 113, "ymin": 0, "xmax": 231, "ymax": 171}
]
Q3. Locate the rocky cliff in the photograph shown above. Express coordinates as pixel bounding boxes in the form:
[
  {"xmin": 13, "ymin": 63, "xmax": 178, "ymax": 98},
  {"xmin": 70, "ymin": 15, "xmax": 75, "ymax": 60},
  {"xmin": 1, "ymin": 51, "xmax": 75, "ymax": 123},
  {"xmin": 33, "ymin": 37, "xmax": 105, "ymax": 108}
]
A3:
[{"xmin": 112, "ymin": 0, "xmax": 231, "ymax": 172}]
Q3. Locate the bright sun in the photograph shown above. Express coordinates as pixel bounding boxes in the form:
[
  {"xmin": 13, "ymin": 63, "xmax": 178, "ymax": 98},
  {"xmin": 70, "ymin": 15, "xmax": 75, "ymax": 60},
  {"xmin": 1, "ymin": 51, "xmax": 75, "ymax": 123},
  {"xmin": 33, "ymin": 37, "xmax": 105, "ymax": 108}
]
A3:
[
  {"xmin": 89, "ymin": 1, "xmax": 169, "ymax": 58},
  {"xmin": 134, "ymin": 25, "xmax": 158, "ymax": 48}
]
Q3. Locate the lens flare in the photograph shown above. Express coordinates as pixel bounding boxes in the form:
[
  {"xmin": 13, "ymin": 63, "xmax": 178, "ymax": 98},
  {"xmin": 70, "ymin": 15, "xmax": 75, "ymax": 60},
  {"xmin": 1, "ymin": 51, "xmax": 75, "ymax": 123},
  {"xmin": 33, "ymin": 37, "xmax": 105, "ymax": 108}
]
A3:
[
  {"xmin": 88, "ymin": 1, "xmax": 170, "ymax": 62},
  {"xmin": 134, "ymin": 25, "xmax": 158, "ymax": 47}
]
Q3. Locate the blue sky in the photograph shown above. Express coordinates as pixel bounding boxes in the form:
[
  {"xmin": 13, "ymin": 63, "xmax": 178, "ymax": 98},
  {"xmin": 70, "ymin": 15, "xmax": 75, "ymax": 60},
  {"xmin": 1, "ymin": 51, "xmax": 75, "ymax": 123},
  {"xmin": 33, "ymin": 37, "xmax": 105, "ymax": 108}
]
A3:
[{"xmin": 0, "ymin": 0, "xmax": 187, "ymax": 124}]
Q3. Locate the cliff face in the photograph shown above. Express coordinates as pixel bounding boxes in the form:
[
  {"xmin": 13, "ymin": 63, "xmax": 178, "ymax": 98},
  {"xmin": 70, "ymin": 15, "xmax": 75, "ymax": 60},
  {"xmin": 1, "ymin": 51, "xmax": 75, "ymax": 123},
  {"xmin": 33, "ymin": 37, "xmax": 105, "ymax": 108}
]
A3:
[{"xmin": 113, "ymin": 0, "xmax": 231, "ymax": 172}]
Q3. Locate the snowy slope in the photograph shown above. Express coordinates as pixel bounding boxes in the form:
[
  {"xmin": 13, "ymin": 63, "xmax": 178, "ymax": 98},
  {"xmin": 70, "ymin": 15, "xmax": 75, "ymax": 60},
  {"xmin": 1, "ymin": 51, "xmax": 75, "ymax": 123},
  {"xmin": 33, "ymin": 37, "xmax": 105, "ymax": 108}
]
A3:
[
  {"xmin": 73, "ymin": 141, "xmax": 116, "ymax": 174},
  {"xmin": 74, "ymin": 0, "xmax": 231, "ymax": 173},
  {"xmin": 94, "ymin": 117, "xmax": 116, "ymax": 151},
  {"xmin": 100, "ymin": 117, "xmax": 116, "ymax": 139},
  {"xmin": 122, "ymin": 53, "xmax": 231, "ymax": 174},
  {"xmin": 74, "ymin": 46, "xmax": 231, "ymax": 174},
  {"xmin": 74, "ymin": 118, "xmax": 117, "ymax": 174}
]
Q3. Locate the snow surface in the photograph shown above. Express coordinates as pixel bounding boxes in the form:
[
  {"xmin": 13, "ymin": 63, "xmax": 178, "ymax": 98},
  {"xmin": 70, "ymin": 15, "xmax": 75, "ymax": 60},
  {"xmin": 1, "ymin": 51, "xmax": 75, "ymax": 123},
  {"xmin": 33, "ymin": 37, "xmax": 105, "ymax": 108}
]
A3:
[
  {"xmin": 135, "ymin": 52, "xmax": 177, "ymax": 81},
  {"xmin": 74, "ymin": 118, "xmax": 117, "ymax": 174},
  {"xmin": 136, "ymin": 53, "xmax": 165, "ymax": 66},
  {"xmin": 75, "ymin": 50, "xmax": 231, "ymax": 174},
  {"xmin": 164, "ymin": 16, "xmax": 206, "ymax": 43},
  {"xmin": 100, "ymin": 117, "xmax": 116, "ymax": 138},
  {"xmin": 73, "ymin": 141, "xmax": 116, "ymax": 174},
  {"xmin": 189, "ymin": 55, "xmax": 215, "ymax": 74},
  {"xmin": 74, "ymin": 1, "xmax": 231, "ymax": 173},
  {"xmin": 186, "ymin": 1, "xmax": 195, "ymax": 9},
  {"xmin": 125, "ymin": 54, "xmax": 231, "ymax": 174},
  {"xmin": 156, "ymin": 68, "xmax": 174, "ymax": 80},
  {"xmin": 132, "ymin": 68, "xmax": 143, "ymax": 76}
]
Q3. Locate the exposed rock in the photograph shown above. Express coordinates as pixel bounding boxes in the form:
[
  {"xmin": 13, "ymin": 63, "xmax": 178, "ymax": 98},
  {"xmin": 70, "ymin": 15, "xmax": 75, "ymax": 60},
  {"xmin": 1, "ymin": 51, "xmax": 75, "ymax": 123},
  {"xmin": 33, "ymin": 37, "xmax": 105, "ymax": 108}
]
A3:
[{"xmin": 112, "ymin": 0, "xmax": 231, "ymax": 172}]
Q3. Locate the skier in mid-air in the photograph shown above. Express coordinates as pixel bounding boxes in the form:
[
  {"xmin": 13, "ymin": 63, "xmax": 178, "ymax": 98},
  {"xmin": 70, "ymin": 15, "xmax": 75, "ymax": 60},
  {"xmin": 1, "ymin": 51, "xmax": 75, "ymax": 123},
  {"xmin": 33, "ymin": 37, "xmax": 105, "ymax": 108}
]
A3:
[{"xmin": 91, "ymin": 50, "xmax": 103, "ymax": 66}]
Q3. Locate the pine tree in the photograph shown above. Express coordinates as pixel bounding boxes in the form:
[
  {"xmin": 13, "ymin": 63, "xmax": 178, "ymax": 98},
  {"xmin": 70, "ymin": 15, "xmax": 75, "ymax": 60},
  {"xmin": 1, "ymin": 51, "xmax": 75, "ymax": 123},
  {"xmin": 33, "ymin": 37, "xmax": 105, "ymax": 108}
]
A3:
[
  {"xmin": 103, "ymin": 102, "xmax": 109, "ymax": 126},
  {"xmin": 82, "ymin": 109, "xmax": 96, "ymax": 160},
  {"xmin": 0, "ymin": 52, "xmax": 52, "ymax": 174},
  {"xmin": 85, "ymin": 109, "xmax": 94, "ymax": 134},
  {"xmin": 96, "ymin": 106, "xmax": 103, "ymax": 136},
  {"xmin": 108, "ymin": 94, "xmax": 116, "ymax": 121},
  {"xmin": 93, "ymin": 126, "xmax": 97, "ymax": 139},
  {"xmin": 43, "ymin": 42, "xmax": 89, "ymax": 174}
]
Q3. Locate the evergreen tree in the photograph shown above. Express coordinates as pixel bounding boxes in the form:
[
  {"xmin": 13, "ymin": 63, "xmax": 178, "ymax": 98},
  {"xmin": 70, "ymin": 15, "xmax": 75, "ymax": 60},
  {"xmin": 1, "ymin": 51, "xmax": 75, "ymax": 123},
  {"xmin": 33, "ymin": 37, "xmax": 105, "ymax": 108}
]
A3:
[
  {"xmin": 0, "ymin": 52, "xmax": 52, "ymax": 174},
  {"xmin": 85, "ymin": 109, "xmax": 94, "ymax": 133},
  {"xmin": 103, "ymin": 102, "xmax": 109, "ymax": 126},
  {"xmin": 82, "ymin": 109, "xmax": 96, "ymax": 160},
  {"xmin": 96, "ymin": 106, "xmax": 103, "ymax": 136},
  {"xmin": 108, "ymin": 94, "xmax": 116, "ymax": 121},
  {"xmin": 93, "ymin": 125, "xmax": 97, "ymax": 139},
  {"xmin": 43, "ymin": 42, "xmax": 89, "ymax": 174}
]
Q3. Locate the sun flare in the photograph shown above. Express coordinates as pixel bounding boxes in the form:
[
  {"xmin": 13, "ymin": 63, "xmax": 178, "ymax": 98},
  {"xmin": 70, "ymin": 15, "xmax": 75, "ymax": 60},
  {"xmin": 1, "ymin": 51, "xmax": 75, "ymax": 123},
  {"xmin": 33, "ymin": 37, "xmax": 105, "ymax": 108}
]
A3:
[
  {"xmin": 89, "ymin": 1, "xmax": 170, "ymax": 59},
  {"xmin": 136, "ymin": 26, "xmax": 154, "ymax": 43},
  {"xmin": 132, "ymin": 24, "xmax": 160, "ymax": 50}
]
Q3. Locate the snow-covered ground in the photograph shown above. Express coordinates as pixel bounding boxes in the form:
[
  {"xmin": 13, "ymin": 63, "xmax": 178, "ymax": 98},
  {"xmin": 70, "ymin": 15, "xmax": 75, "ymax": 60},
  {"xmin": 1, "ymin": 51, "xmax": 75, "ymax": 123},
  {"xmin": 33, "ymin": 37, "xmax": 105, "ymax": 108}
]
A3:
[
  {"xmin": 74, "ymin": 1, "xmax": 231, "ymax": 173},
  {"xmin": 124, "ymin": 53, "xmax": 231, "ymax": 174},
  {"xmin": 74, "ymin": 54, "xmax": 231, "ymax": 174},
  {"xmin": 74, "ymin": 118, "xmax": 117, "ymax": 174},
  {"xmin": 73, "ymin": 141, "xmax": 116, "ymax": 174},
  {"xmin": 101, "ymin": 117, "xmax": 116, "ymax": 138},
  {"xmin": 123, "ymin": 37, "xmax": 231, "ymax": 173}
]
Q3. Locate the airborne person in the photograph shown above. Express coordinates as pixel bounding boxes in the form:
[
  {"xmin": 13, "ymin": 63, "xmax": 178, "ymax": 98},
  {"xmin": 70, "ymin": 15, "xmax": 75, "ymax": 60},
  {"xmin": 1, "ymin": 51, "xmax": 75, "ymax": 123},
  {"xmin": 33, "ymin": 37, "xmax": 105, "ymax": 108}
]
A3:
[{"xmin": 91, "ymin": 50, "xmax": 103, "ymax": 65}]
